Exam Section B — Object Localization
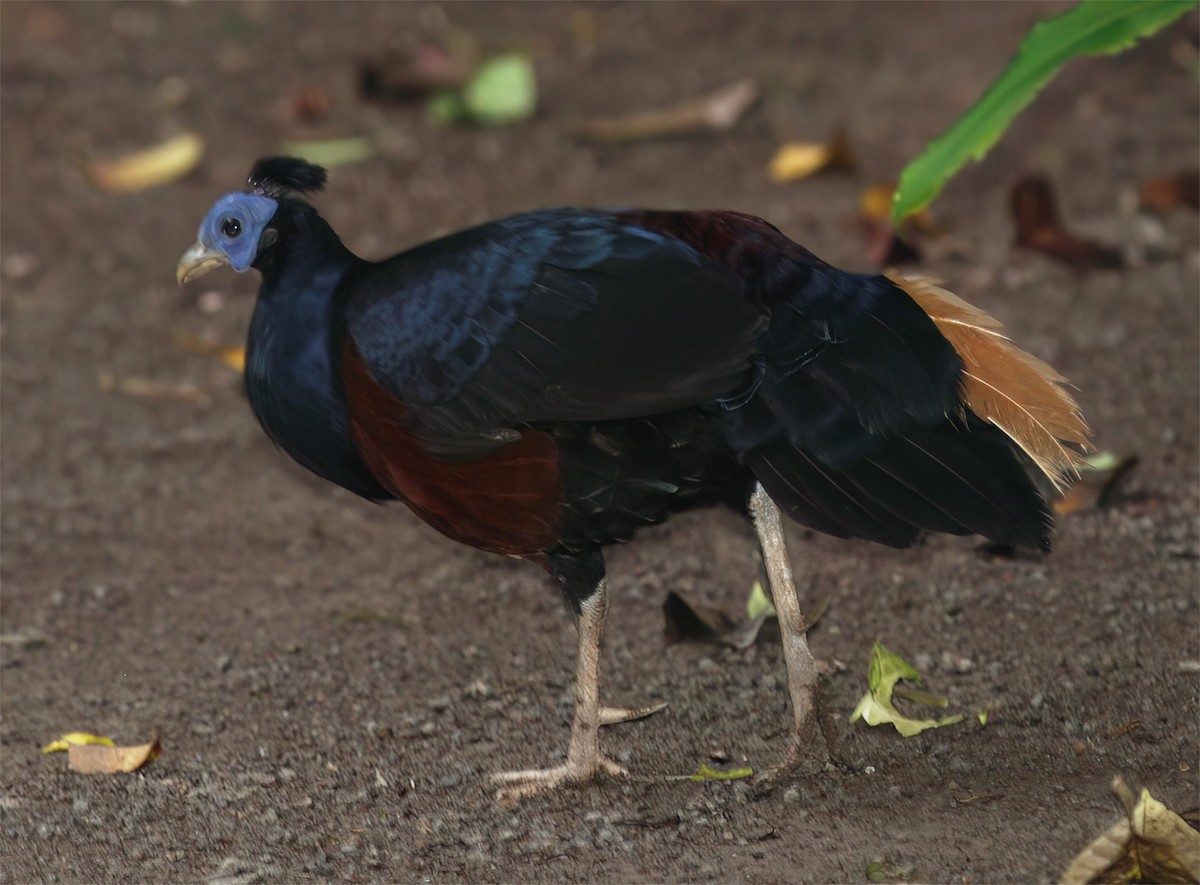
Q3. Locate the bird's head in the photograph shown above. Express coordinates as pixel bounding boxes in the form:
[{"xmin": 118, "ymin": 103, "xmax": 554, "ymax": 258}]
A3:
[{"xmin": 176, "ymin": 157, "xmax": 327, "ymax": 284}]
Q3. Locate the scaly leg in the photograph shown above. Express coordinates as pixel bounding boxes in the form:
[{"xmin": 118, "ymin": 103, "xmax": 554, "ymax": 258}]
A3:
[
  {"xmin": 749, "ymin": 482, "xmax": 830, "ymax": 778},
  {"xmin": 493, "ymin": 579, "xmax": 636, "ymax": 804}
]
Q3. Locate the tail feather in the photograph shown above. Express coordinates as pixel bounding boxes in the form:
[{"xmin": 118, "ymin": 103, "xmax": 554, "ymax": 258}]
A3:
[
  {"xmin": 748, "ymin": 443, "xmax": 923, "ymax": 547},
  {"xmin": 731, "ymin": 269, "xmax": 1082, "ymax": 549},
  {"xmin": 888, "ymin": 273, "xmax": 1090, "ymax": 490},
  {"xmin": 750, "ymin": 417, "xmax": 1052, "ymax": 550}
]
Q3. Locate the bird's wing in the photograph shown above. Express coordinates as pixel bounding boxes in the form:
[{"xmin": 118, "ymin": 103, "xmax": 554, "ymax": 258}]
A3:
[{"xmin": 342, "ymin": 210, "xmax": 770, "ymax": 456}]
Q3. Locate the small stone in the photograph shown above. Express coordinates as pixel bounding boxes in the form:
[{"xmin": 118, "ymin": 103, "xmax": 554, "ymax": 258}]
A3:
[
  {"xmin": 2, "ymin": 254, "xmax": 38, "ymax": 279},
  {"xmin": 197, "ymin": 290, "xmax": 225, "ymax": 314}
]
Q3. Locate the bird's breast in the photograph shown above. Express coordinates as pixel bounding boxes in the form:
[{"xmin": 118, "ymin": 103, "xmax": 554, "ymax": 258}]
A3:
[
  {"xmin": 339, "ymin": 341, "xmax": 565, "ymax": 556},
  {"xmin": 245, "ymin": 297, "xmax": 390, "ymax": 501}
]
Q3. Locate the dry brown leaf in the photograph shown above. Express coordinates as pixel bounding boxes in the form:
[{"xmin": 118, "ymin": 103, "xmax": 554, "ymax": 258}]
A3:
[
  {"xmin": 570, "ymin": 79, "xmax": 759, "ymax": 144},
  {"xmin": 768, "ymin": 129, "xmax": 854, "ymax": 183},
  {"xmin": 858, "ymin": 183, "xmax": 933, "ymax": 268},
  {"xmin": 1012, "ymin": 176, "xmax": 1124, "ymax": 270},
  {"xmin": 1139, "ymin": 171, "xmax": 1200, "ymax": 213},
  {"xmin": 859, "ymin": 183, "xmax": 939, "ymax": 233},
  {"xmin": 360, "ymin": 44, "xmax": 476, "ymax": 104},
  {"xmin": 1060, "ymin": 778, "xmax": 1200, "ymax": 884},
  {"xmin": 664, "ymin": 588, "xmax": 824, "ymax": 650},
  {"xmin": 663, "ymin": 590, "xmax": 736, "ymax": 644},
  {"xmin": 67, "ymin": 737, "xmax": 160, "ymax": 775},
  {"xmin": 87, "ymin": 132, "xmax": 204, "ymax": 193},
  {"xmin": 1054, "ymin": 452, "xmax": 1138, "ymax": 516},
  {"xmin": 862, "ymin": 220, "xmax": 922, "ymax": 268}
]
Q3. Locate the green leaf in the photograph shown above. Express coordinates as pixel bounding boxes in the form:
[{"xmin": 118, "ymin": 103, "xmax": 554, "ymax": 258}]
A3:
[
  {"xmin": 745, "ymin": 580, "xmax": 777, "ymax": 620},
  {"xmin": 279, "ymin": 137, "xmax": 377, "ymax": 168},
  {"xmin": 851, "ymin": 643, "xmax": 965, "ymax": 737},
  {"xmin": 463, "ymin": 54, "xmax": 537, "ymax": 125},
  {"xmin": 867, "ymin": 641, "xmax": 920, "ymax": 702},
  {"xmin": 892, "ymin": 0, "xmax": 1197, "ymax": 223},
  {"xmin": 866, "ymin": 861, "xmax": 913, "ymax": 882},
  {"xmin": 669, "ymin": 763, "xmax": 755, "ymax": 782},
  {"xmin": 428, "ymin": 90, "xmax": 468, "ymax": 125}
]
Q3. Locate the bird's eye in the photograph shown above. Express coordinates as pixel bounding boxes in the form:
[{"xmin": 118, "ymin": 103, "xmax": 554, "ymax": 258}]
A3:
[{"xmin": 221, "ymin": 217, "xmax": 242, "ymax": 238}]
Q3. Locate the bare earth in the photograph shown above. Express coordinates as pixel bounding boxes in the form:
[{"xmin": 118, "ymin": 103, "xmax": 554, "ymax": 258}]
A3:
[{"xmin": 2, "ymin": 3, "xmax": 1197, "ymax": 883}]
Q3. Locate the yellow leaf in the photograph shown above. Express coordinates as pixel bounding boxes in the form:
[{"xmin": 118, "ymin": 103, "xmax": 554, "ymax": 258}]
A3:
[
  {"xmin": 87, "ymin": 132, "xmax": 204, "ymax": 193},
  {"xmin": 67, "ymin": 737, "xmax": 160, "ymax": 775},
  {"xmin": 745, "ymin": 580, "xmax": 777, "ymax": 620},
  {"xmin": 174, "ymin": 329, "xmax": 246, "ymax": 373},
  {"xmin": 1061, "ymin": 778, "xmax": 1200, "ymax": 884},
  {"xmin": 850, "ymin": 643, "xmax": 966, "ymax": 737},
  {"xmin": 768, "ymin": 129, "xmax": 853, "ymax": 183},
  {"xmin": 1054, "ymin": 451, "xmax": 1137, "ymax": 516},
  {"xmin": 42, "ymin": 732, "xmax": 116, "ymax": 754}
]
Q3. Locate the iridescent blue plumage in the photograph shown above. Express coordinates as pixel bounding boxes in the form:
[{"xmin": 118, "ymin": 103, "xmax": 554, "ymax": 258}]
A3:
[{"xmin": 176, "ymin": 156, "xmax": 1076, "ymax": 800}]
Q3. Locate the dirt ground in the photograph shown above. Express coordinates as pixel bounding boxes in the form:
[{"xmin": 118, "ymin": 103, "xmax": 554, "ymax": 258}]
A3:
[{"xmin": 2, "ymin": 2, "xmax": 1197, "ymax": 883}]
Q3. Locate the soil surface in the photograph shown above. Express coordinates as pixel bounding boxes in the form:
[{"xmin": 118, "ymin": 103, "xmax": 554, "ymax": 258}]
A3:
[{"xmin": 2, "ymin": 3, "xmax": 1197, "ymax": 883}]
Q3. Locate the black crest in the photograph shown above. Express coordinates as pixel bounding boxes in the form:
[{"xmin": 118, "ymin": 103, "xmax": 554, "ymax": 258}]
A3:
[{"xmin": 247, "ymin": 156, "xmax": 328, "ymax": 197}]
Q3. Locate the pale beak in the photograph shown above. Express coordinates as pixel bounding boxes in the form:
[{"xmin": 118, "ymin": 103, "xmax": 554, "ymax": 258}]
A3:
[{"xmin": 176, "ymin": 242, "xmax": 229, "ymax": 285}]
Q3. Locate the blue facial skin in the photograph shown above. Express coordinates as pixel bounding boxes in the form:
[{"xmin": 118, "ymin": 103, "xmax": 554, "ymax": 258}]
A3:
[{"xmin": 196, "ymin": 193, "xmax": 279, "ymax": 270}]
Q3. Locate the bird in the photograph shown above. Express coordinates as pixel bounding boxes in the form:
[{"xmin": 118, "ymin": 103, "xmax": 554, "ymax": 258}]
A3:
[{"xmin": 178, "ymin": 156, "xmax": 1089, "ymax": 802}]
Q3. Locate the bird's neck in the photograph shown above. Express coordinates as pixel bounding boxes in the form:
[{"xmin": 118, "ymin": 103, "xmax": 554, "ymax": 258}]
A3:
[
  {"xmin": 243, "ymin": 204, "xmax": 390, "ymax": 501},
  {"xmin": 254, "ymin": 203, "xmax": 360, "ymax": 299}
]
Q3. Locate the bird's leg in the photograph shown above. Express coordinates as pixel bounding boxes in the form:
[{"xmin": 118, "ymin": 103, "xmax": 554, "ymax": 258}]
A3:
[
  {"xmin": 493, "ymin": 577, "xmax": 633, "ymax": 804},
  {"xmin": 749, "ymin": 482, "xmax": 830, "ymax": 780}
]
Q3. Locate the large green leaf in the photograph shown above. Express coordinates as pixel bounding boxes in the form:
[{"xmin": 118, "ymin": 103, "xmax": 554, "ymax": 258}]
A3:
[{"xmin": 891, "ymin": 0, "xmax": 1197, "ymax": 224}]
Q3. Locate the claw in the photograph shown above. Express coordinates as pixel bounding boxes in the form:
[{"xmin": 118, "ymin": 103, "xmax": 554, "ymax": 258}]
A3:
[
  {"xmin": 599, "ymin": 700, "xmax": 668, "ymax": 726},
  {"xmin": 493, "ymin": 755, "xmax": 628, "ymax": 805}
]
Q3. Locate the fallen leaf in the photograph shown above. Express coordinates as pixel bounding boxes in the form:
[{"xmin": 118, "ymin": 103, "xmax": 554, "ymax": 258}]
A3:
[
  {"xmin": 1139, "ymin": 171, "xmax": 1200, "ymax": 213},
  {"xmin": 1060, "ymin": 778, "xmax": 1200, "ymax": 884},
  {"xmin": 860, "ymin": 183, "xmax": 940, "ymax": 234},
  {"xmin": 0, "ymin": 628, "xmax": 47, "ymax": 649},
  {"xmin": 279, "ymin": 136, "xmax": 377, "ymax": 169},
  {"xmin": 334, "ymin": 604, "xmax": 411, "ymax": 628},
  {"xmin": 68, "ymin": 738, "xmax": 160, "ymax": 775},
  {"xmin": 42, "ymin": 732, "xmax": 116, "ymax": 754},
  {"xmin": 767, "ymin": 129, "xmax": 854, "ymax": 183},
  {"xmin": 1012, "ymin": 176, "xmax": 1124, "ymax": 270},
  {"xmin": 665, "ymin": 584, "xmax": 821, "ymax": 651},
  {"xmin": 850, "ymin": 642, "xmax": 965, "ymax": 737},
  {"xmin": 1054, "ymin": 451, "xmax": 1138, "ymax": 516},
  {"xmin": 87, "ymin": 132, "xmax": 204, "ymax": 193},
  {"xmin": 866, "ymin": 860, "xmax": 914, "ymax": 882},
  {"xmin": 570, "ymin": 79, "xmax": 759, "ymax": 144},
  {"xmin": 289, "ymin": 86, "xmax": 331, "ymax": 123},
  {"xmin": 858, "ymin": 183, "xmax": 927, "ymax": 268},
  {"xmin": 863, "ymin": 222, "xmax": 922, "ymax": 268},
  {"xmin": 892, "ymin": 685, "xmax": 951, "ymax": 709},
  {"xmin": 668, "ymin": 763, "xmax": 754, "ymax": 783},
  {"xmin": 461, "ymin": 54, "xmax": 537, "ymax": 125},
  {"xmin": 431, "ymin": 53, "xmax": 538, "ymax": 126},
  {"xmin": 360, "ymin": 43, "xmax": 476, "ymax": 104},
  {"xmin": 663, "ymin": 590, "xmax": 736, "ymax": 644},
  {"xmin": 98, "ymin": 372, "xmax": 212, "ymax": 406},
  {"xmin": 174, "ymin": 329, "xmax": 246, "ymax": 372},
  {"xmin": 745, "ymin": 580, "xmax": 776, "ymax": 620}
]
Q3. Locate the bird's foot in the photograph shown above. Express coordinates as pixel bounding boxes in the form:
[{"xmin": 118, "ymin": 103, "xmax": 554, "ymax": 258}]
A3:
[
  {"xmin": 753, "ymin": 732, "xmax": 832, "ymax": 797},
  {"xmin": 493, "ymin": 753, "xmax": 628, "ymax": 806},
  {"xmin": 599, "ymin": 700, "xmax": 667, "ymax": 726}
]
